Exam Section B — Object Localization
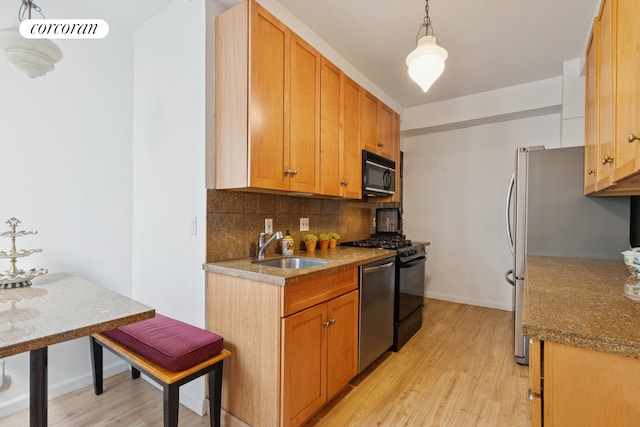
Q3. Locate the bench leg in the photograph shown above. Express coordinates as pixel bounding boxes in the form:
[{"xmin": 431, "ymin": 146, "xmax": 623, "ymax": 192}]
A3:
[
  {"xmin": 164, "ymin": 383, "xmax": 179, "ymax": 427},
  {"xmin": 90, "ymin": 337, "xmax": 103, "ymax": 395},
  {"xmin": 131, "ymin": 367, "xmax": 141, "ymax": 379},
  {"xmin": 208, "ymin": 360, "xmax": 224, "ymax": 427}
]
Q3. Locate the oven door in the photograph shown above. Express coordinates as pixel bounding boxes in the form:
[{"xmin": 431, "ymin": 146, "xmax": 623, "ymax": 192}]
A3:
[{"xmin": 397, "ymin": 256, "xmax": 426, "ymax": 322}]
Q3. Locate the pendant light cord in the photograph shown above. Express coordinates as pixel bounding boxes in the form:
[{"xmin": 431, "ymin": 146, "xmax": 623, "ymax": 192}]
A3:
[
  {"xmin": 19, "ymin": 0, "xmax": 46, "ymax": 21},
  {"xmin": 416, "ymin": 0, "xmax": 435, "ymax": 41}
]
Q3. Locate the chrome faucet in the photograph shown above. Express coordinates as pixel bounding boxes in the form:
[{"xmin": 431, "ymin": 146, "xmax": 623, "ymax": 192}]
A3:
[{"xmin": 258, "ymin": 231, "xmax": 283, "ymax": 259}]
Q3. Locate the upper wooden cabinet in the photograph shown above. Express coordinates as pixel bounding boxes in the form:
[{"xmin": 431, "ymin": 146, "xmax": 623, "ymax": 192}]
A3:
[
  {"xmin": 214, "ymin": 0, "xmax": 399, "ymax": 198},
  {"xmin": 215, "ymin": 0, "xmax": 320, "ymax": 193},
  {"xmin": 585, "ymin": 0, "xmax": 640, "ymax": 195},
  {"xmin": 319, "ymin": 59, "xmax": 362, "ymax": 199},
  {"xmin": 612, "ymin": 0, "xmax": 640, "ymax": 182}
]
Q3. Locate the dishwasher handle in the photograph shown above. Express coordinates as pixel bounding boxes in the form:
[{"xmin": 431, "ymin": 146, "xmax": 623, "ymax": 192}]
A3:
[{"xmin": 362, "ymin": 261, "xmax": 395, "ymax": 274}]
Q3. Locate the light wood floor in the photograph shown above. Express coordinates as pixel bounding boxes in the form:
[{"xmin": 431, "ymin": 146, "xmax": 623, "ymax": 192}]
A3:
[{"xmin": 2, "ymin": 299, "xmax": 529, "ymax": 427}]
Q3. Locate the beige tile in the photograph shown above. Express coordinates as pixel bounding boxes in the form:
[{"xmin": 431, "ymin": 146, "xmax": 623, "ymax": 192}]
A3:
[
  {"xmin": 244, "ymin": 193, "xmax": 277, "ymax": 214},
  {"xmin": 276, "ymin": 195, "xmax": 302, "ymax": 215}
]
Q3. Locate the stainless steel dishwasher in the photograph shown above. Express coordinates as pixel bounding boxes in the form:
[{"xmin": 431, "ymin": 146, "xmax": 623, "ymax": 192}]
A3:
[{"xmin": 359, "ymin": 256, "xmax": 395, "ymax": 373}]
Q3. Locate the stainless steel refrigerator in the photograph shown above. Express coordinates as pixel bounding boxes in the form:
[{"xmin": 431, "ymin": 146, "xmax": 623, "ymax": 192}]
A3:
[{"xmin": 504, "ymin": 146, "xmax": 630, "ymax": 365}]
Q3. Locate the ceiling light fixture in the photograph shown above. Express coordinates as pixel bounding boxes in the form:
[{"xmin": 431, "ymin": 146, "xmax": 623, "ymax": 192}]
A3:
[
  {"xmin": 0, "ymin": 0, "xmax": 62, "ymax": 78},
  {"xmin": 405, "ymin": 0, "xmax": 448, "ymax": 93}
]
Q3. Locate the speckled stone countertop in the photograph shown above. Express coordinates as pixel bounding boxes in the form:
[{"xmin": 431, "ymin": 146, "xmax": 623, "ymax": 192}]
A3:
[
  {"xmin": 523, "ymin": 256, "xmax": 640, "ymax": 359},
  {"xmin": 203, "ymin": 247, "xmax": 399, "ymax": 285},
  {"xmin": 0, "ymin": 273, "xmax": 155, "ymax": 358}
]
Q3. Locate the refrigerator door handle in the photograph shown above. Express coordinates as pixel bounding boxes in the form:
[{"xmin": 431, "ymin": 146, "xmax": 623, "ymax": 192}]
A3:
[
  {"xmin": 505, "ymin": 269, "xmax": 515, "ymax": 286},
  {"xmin": 505, "ymin": 172, "xmax": 515, "ymax": 254}
]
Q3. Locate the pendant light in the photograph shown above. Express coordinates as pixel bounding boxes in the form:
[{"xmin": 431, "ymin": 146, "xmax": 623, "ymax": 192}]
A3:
[
  {"xmin": 405, "ymin": 0, "xmax": 447, "ymax": 92},
  {"xmin": 0, "ymin": 0, "xmax": 62, "ymax": 78}
]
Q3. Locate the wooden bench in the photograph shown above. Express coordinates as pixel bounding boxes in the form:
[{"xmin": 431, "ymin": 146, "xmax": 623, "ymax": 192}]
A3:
[{"xmin": 90, "ymin": 314, "xmax": 231, "ymax": 427}]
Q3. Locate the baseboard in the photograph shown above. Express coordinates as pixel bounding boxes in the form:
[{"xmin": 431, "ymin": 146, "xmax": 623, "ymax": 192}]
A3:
[
  {"xmin": 425, "ymin": 292, "xmax": 513, "ymax": 312},
  {"xmin": 0, "ymin": 360, "xmax": 128, "ymax": 419}
]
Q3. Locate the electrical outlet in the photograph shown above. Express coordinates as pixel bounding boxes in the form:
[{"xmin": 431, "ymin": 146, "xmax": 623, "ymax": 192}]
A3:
[
  {"xmin": 300, "ymin": 218, "xmax": 309, "ymax": 231},
  {"xmin": 265, "ymin": 218, "xmax": 273, "ymax": 234}
]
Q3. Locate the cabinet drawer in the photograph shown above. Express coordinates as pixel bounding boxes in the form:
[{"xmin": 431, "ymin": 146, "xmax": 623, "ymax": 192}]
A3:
[{"xmin": 283, "ymin": 268, "xmax": 358, "ymax": 317}]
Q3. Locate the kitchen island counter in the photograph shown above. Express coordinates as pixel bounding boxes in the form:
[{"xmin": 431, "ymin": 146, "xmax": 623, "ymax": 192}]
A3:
[
  {"xmin": 202, "ymin": 246, "xmax": 397, "ymax": 286},
  {"xmin": 523, "ymin": 255, "xmax": 640, "ymax": 358}
]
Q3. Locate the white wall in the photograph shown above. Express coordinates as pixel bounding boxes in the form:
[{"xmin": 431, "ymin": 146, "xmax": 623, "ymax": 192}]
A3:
[
  {"xmin": 403, "ymin": 114, "xmax": 562, "ymax": 310},
  {"xmin": 131, "ymin": 0, "xmax": 212, "ymax": 414},
  {"xmin": 0, "ymin": 14, "xmax": 134, "ymax": 418},
  {"xmin": 401, "ymin": 63, "xmax": 584, "ymax": 310}
]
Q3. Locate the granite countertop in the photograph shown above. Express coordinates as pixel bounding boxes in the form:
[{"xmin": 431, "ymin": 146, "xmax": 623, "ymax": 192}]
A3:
[
  {"xmin": 523, "ymin": 255, "xmax": 640, "ymax": 359},
  {"xmin": 0, "ymin": 273, "xmax": 154, "ymax": 358},
  {"xmin": 202, "ymin": 246, "xmax": 399, "ymax": 286}
]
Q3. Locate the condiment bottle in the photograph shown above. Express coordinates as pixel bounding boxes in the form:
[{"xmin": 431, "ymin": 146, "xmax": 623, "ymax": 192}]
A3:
[{"xmin": 282, "ymin": 230, "xmax": 294, "ymax": 255}]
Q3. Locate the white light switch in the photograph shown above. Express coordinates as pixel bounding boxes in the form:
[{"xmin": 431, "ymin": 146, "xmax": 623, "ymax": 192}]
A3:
[
  {"xmin": 265, "ymin": 218, "xmax": 273, "ymax": 234},
  {"xmin": 190, "ymin": 216, "xmax": 197, "ymax": 235},
  {"xmin": 300, "ymin": 218, "xmax": 309, "ymax": 231}
]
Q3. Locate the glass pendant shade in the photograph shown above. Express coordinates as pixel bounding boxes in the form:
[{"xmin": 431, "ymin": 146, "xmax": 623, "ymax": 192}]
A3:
[
  {"xmin": 0, "ymin": 26, "xmax": 62, "ymax": 78},
  {"xmin": 406, "ymin": 35, "xmax": 448, "ymax": 92}
]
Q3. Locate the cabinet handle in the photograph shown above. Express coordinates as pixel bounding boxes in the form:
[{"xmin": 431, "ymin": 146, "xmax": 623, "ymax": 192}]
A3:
[
  {"xmin": 340, "ymin": 180, "xmax": 349, "ymax": 186},
  {"xmin": 528, "ymin": 389, "xmax": 534, "ymax": 402},
  {"xmin": 323, "ymin": 321, "xmax": 330, "ymax": 327},
  {"xmin": 284, "ymin": 169, "xmax": 292, "ymax": 176},
  {"xmin": 291, "ymin": 170, "xmax": 298, "ymax": 176},
  {"xmin": 602, "ymin": 155, "xmax": 614, "ymax": 165},
  {"xmin": 329, "ymin": 318, "xmax": 336, "ymax": 325},
  {"xmin": 377, "ymin": 143, "xmax": 384, "ymax": 147},
  {"xmin": 629, "ymin": 134, "xmax": 640, "ymax": 143},
  {"xmin": 588, "ymin": 169, "xmax": 594, "ymax": 175}
]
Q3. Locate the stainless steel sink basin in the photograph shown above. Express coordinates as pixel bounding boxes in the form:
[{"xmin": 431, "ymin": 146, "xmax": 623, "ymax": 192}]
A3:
[{"xmin": 253, "ymin": 257, "xmax": 329, "ymax": 269}]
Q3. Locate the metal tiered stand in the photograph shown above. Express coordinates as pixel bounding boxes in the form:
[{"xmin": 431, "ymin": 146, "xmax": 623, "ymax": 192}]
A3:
[{"xmin": 0, "ymin": 217, "xmax": 47, "ymax": 289}]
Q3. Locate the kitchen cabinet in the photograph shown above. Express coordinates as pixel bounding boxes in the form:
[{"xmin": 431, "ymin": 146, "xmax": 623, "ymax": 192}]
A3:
[
  {"xmin": 215, "ymin": 0, "xmax": 320, "ymax": 193},
  {"xmin": 584, "ymin": 27, "xmax": 598, "ymax": 194},
  {"xmin": 205, "ymin": 267, "xmax": 359, "ymax": 427},
  {"xmin": 612, "ymin": 0, "xmax": 640, "ymax": 182},
  {"xmin": 361, "ymin": 91, "xmax": 398, "ymax": 163},
  {"xmin": 584, "ymin": 0, "xmax": 640, "ymax": 195},
  {"xmin": 319, "ymin": 58, "xmax": 361, "ymax": 199},
  {"xmin": 282, "ymin": 290, "xmax": 358, "ymax": 427},
  {"xmin": 528, "ymin": 339, "xmax": 640, "ymax": 426}
]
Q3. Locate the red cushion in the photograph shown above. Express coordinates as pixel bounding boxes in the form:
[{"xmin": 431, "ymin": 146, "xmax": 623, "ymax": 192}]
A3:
[{"xmin": 102, "ymin": 314, "xmax": 224, "ymax": 372}]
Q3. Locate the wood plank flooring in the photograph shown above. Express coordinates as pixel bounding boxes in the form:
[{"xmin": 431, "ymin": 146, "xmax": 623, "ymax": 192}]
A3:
[{"xmin": 2, "ymin": 299, "xmax": 529, "ymax": 427}]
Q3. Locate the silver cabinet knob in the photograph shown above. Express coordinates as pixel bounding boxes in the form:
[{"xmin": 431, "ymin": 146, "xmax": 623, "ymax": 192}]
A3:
[
  {"xmin": 602, "ymin": 155, "xmax": 614, "ymax": 165},
  {"xmin": 528, "ymin": 389, "xmax": 534, "ymax": 402},
  {"xmin": 588, "ymin": 169, "xmax": 594, "ymax": 175},
  {"xmin": 629, "ymin": 134, "xmax": 640, "ymax": 143}
]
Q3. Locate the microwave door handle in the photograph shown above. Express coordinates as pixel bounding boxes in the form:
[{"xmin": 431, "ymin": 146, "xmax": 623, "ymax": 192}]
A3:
[
  {"xmin": 505, "ymin": 172, "xmax": 515, "ymax": 254},
  {"xmin": 383, "ymin": 169, "xmax": 391, "ymax": 189}
]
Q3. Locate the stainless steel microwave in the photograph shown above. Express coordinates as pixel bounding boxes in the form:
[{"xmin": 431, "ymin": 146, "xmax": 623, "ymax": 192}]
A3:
[{"xmin": 362, "ymin": 150, "xmax": 396, "ymax": 197}]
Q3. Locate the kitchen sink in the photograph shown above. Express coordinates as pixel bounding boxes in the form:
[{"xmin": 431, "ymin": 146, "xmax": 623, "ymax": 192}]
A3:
[{"xmin": 253, "ymin": 257, "xmax": 329, "ymax": 269}]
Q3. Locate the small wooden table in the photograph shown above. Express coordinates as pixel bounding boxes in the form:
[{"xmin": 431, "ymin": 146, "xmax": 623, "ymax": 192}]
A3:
[{"xmin": 0, "ymin": 273, "xmax": 155, "ymax": 426}]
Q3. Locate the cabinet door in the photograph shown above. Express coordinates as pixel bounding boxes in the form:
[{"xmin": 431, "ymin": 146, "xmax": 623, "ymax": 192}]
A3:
[
  {"xmin": 342, "ymin": 75, "xmax": 362, "ymax": 199},
  {"xmin": 361, "ymin": 90, "xmax": 379, "ymax": 154},
  {"xmin": 289, "ymin": 33, "xmax": 320, "ymax": 193},
  {"xmin": 595, "ymin": 0, "xmax": 616, "ymax": 191},
  {"xmin": 528, "ymin": 339, "xmax": 542, "ymax": 427},
  {"xmin": 326, "ymin": 290, "xmax": 359, "ymax": 399},
  {"xmin": 377, "ymin": 102, "xmax": 394, "ymax": 160},
  {"xmin": 613, "ymin": 0, "xmax": 640, "ymax": 181},
  {"xmin": 320, "ymin": 58, "xmax": 342, "ymax": 197},
  {"xmin": 249, "ymin": 2, "xmax": 289, "ymax": 191},
  {"xmin": 544, "ymin": 341, "xmax": 640, "ymax": 426},
  {"xmin": 282, "ymin": 303, "xmax": 327, "ymax": 427},
  {"xmin": 584, "ymin": 27, "xmax": 598, "ymax": 195}
]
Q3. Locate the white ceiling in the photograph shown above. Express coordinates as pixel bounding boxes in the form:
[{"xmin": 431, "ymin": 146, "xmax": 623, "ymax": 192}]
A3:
[{"xmin": 1, "ymin": 0, "xmax": 601, "ymax": 108}]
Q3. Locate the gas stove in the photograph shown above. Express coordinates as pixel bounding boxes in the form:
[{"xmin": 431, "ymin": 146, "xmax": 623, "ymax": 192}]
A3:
[{"xmin": 343, "ymin": 235, "xmax": 425, "ymax": 262}]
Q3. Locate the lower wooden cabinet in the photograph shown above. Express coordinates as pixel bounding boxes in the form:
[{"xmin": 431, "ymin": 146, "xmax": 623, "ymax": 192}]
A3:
[
  {"xmin": 206, "ymin": 267, "xmax": 359, "ymax": 427},
  {"xmin": 282, "ymin": 290, "xmax": 358, "ymax": 427},
  {"xmin": 529, "ymin": 339, "xmax": 640, "ymax": 426}
]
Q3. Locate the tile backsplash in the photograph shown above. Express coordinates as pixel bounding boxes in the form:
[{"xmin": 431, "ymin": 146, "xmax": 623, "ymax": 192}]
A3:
[{"xmin": 206, "ymin": 189, "xmax": 389, "ymax": 262}]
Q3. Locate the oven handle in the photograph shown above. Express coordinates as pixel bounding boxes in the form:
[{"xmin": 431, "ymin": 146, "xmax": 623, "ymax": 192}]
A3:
[
  {"xmin": 398, "ymin": 256, "xmax": 426, "ymax": 268},
  {"xmin": 362, "ymin": 261, "xmax": 395, "ymax": 274}
]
